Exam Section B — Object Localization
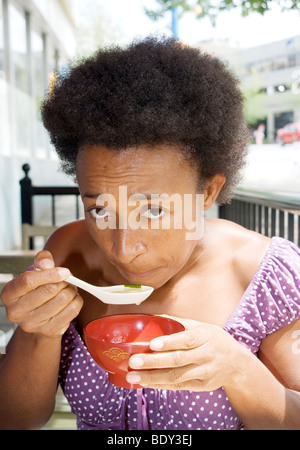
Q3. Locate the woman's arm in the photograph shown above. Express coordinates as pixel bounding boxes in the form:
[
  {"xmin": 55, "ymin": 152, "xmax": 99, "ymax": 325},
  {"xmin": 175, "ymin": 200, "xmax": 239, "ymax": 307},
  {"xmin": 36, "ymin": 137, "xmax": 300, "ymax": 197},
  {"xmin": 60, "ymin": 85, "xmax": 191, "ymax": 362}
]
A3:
[
  {"xmin": 229, "ymin": 317, "xmax": 300, "ymax": 430},
  {"xmin": 126, "ymin": 318, "xmax": 300, "ymax": 430},
  {"xmin": 0, "ymin": 329, "xmax": 62, "ymax": 429},
  {"xmin": 0, "ymin": 251, "xmax": 83, "ymax": 429},
  {"xmin": 223, "ymin": 339, "xmax": 300, "ymax": 430}
]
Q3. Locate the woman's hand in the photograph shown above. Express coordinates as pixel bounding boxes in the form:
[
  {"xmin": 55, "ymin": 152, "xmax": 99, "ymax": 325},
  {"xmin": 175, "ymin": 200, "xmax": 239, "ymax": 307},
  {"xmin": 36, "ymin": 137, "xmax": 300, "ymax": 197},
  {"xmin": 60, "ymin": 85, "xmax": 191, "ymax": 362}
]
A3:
[
  {"xmin": 126, "ymin": 316, "xmax": 248, "ymax": 391},
  {"xmin": 1, "ymin": 250, "xmax": 83, "ymax": 339}
]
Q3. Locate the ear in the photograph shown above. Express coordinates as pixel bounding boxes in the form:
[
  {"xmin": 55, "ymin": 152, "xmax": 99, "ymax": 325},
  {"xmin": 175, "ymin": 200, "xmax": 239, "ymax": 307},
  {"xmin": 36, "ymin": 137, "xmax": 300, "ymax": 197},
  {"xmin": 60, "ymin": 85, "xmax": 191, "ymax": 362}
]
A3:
[{"xmin": 202, "ymin": 174, "xmax": 226, "ymax": 211}]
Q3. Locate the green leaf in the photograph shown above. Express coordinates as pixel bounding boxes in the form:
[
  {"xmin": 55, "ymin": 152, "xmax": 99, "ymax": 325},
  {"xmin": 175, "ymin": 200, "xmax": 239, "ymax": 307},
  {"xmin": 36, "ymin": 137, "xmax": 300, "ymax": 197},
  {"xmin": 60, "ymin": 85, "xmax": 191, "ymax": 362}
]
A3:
[
  {"xmin": 145, "ymin": 0, "xmax": 300, "ymax": 25},
  {"xmin": 124, "ymin": 284, "xmax": 142, "ymax": 288}
]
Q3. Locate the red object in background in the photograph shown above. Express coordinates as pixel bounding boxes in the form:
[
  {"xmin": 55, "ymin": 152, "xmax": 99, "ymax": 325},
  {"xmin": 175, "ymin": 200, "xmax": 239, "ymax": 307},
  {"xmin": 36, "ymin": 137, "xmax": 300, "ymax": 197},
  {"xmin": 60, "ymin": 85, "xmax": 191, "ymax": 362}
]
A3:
[
  {"xmin": 276, "ymin": 122, "xmax": 300, "ymax": 145},
  {"xmin": 84, "ymin": 314, "xmax": 185, "ymax": 388}
]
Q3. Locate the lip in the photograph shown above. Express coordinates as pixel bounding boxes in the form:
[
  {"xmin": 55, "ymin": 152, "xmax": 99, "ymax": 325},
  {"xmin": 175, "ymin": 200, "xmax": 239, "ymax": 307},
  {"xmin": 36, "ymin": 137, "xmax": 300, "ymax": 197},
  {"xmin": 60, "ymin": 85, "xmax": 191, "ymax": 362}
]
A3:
[{"xmin": 118, "ymin": 267, "xmax": 158, "ymax": 281}]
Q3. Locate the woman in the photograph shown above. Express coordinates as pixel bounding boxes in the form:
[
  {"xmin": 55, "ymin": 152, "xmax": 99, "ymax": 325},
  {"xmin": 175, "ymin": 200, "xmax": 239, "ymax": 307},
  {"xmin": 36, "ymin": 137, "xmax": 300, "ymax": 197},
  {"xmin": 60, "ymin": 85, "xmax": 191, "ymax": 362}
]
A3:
[{"xmin": 0, "ymin": 37, "xmax": 299, "ymax": 430}]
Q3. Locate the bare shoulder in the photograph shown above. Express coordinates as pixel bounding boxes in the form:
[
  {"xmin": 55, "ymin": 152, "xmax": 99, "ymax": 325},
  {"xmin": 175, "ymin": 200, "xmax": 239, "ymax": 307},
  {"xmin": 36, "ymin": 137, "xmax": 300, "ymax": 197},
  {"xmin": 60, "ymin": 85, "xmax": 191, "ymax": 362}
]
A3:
[
  {"xmin": 206, "ymin": 218, "xmax": 272, "ymax": 288},
  {"xmin": 44, "ymin": 220, "xmax": 93, "ymax": 268},
  {"xmin": 231, "ymin": 224, "xmax": 271, "ymax": 288},
  {"xmin": 258, "ymin": 317, "xmax": 300, "ymax": 390}
]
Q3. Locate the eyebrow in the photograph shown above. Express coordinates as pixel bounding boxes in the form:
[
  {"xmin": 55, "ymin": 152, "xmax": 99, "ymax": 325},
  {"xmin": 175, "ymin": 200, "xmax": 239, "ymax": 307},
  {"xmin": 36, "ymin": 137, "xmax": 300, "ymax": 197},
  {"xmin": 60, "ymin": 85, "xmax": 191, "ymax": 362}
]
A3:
[
  {"xmin": 83, "ymin": 193, "xmax": 100, "ymax": 199},
  {"xmin": 83, "ymin": 192, "xmax": 153, "ymax": 200}
]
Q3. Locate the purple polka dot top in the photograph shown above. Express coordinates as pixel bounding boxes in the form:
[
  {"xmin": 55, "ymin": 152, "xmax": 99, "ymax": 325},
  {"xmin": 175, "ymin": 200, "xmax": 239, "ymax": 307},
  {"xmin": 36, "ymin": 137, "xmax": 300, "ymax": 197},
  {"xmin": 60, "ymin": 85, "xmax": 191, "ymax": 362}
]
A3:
[{"xmin": 59, "ymin": 237, "xmax": 300, "ymax": 430}]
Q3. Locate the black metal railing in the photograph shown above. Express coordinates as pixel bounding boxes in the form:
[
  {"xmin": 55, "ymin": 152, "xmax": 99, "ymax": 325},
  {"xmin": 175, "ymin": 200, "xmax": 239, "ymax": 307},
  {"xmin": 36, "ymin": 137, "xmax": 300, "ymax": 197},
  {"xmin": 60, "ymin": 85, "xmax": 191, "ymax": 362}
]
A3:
[
  {"xmin": 20, "ymin": 163, "xmax": 81, "ymax": 249},
  {"xmin": 219, "ymin": 188, "xmax": 300, "ymax": 247}
]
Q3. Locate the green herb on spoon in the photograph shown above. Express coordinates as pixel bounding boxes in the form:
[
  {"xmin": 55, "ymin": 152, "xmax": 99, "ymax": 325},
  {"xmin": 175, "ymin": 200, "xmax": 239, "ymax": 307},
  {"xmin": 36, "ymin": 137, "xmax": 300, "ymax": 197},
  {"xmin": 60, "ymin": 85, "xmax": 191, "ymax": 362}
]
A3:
[{"xmin": 124, "ymin": 284, "xmax": 142, "ymax": 288}]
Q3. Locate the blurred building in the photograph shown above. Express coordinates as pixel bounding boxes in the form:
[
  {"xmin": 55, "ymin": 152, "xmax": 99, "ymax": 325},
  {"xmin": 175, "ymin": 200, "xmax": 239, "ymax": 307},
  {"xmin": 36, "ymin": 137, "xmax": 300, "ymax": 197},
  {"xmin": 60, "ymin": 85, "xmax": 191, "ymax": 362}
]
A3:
[
  {"xmin": 236, "ymin": 36, "xmax": 300, "ymax": 142},
  {"xmin": 196, "ymin": 36, "xmax": 300, "ymax": 142},
  {"xmin": 0, "ymin": 0, "xmax": 79, "ymax": 250}
]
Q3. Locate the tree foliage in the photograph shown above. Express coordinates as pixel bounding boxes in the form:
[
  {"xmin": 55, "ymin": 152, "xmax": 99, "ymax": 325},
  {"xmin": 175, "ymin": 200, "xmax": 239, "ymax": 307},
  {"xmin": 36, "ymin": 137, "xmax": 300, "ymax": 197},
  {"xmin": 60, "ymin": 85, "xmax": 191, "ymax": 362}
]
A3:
[
  {"xmin": 145, "ymin": 1, "xmax": 300, "ymax": 25},
  {"xmin": 75, "ymin": 0, "xmax": 120, "ymax": 55},
  {"xmin": 243, "ymin": 88, "xmax": 268, "ymax": 127}
]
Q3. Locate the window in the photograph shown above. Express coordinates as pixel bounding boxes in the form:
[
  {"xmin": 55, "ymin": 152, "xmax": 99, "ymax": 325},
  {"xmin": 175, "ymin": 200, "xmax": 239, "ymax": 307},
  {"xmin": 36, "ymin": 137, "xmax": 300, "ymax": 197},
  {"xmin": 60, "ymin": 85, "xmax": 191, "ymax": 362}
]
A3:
[
  {"xmin": 0, "ymin": 0, "xmax": 10, "ymax": 156},
  {"xmin": 288, "ymin": 53, "xmax": 296, "ymax": 68},
  {"xmin": 0, "ymin": 0, "xmax": 72, "ymax": 159},
  {"xmin": 31, "ymin": 28, "xmax": 47, "ymax": 157},
  {"xmin": 0, "ymin": 0, "xmax": 4, "ymax": 75},
  {"xmin": 9, "ymin": 3, "xmax": 31, "ymax": 155},
  {"xmin": 273, "ymin": 56, "xmax": 288, "ymax": 71}
]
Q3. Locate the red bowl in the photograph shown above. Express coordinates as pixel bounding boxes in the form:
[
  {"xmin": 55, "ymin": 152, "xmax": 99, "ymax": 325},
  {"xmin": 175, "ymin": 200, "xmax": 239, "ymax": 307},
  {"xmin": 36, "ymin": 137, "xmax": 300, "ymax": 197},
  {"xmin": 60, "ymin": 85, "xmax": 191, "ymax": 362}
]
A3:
[{"xmin": 84, "ymin": 314, "xmax": 185, "ymax": 388}]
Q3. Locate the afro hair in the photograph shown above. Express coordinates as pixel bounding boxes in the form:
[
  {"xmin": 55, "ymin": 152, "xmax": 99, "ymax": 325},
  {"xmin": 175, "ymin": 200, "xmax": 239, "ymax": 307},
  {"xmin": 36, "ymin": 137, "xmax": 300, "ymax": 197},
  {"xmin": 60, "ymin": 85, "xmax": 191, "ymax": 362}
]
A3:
[{"xmin": 42, "ymin": 36, "xmax": 250, "ymax": 204}]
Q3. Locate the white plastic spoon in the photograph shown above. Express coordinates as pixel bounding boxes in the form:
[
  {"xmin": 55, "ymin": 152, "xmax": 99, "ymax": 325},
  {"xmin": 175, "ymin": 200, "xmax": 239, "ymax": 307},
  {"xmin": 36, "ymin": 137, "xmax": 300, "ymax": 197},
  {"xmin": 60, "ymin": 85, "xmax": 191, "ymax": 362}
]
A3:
[
  {"xmin": 66, "ymin": 274, "xmax": 153, "ymax": 305},
  {"xmin": 36, "ymin": 269, "xmax": 153, "ymax": 305}
]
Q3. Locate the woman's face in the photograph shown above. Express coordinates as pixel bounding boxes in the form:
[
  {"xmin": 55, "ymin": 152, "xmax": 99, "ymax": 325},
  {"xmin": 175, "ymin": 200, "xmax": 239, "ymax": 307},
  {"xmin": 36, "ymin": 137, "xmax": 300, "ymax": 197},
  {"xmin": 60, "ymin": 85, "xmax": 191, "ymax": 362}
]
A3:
[{"xmin": 76, "ymin": 145, "xmax": 218, "ymax": 289}]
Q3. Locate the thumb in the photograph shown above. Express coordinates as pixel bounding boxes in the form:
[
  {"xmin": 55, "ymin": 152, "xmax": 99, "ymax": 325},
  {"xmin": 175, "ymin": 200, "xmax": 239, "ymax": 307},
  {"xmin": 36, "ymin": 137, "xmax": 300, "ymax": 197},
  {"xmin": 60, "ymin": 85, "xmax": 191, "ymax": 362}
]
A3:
[{"xmin": 33, "ymin": 250, "xmax": 55, "ymax": 270}]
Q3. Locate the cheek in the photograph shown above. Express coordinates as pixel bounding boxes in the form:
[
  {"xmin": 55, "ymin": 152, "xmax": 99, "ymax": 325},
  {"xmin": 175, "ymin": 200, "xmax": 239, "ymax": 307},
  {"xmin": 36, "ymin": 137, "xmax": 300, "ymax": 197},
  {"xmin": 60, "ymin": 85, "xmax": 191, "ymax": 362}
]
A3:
[
  {"xmin": 85, "ymin": 218, "xmax": 112, "ymax": 251},
  {"xmin": 151, "ymin": 229, "xmax": 192, "ymax": 259}
]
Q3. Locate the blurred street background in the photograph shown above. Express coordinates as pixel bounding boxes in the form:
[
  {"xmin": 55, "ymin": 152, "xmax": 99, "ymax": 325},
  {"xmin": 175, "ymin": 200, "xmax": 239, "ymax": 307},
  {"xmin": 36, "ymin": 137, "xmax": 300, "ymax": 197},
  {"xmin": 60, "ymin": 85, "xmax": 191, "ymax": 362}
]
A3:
[
  {"xmin": 241, "ymin": 143, "xmax": 300, "ymax": 194},
  {"xmin": 1, "ymin": 0, "xmax": 300, "ymax": 250}
]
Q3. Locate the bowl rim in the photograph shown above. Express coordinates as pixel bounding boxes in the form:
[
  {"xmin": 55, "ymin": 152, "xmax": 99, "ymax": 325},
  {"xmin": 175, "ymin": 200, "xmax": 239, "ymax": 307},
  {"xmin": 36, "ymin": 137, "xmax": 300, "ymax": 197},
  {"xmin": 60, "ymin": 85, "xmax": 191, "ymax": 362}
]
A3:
[{"xmin": 83, "ymin": 313, "xmax": 185, "ymax": 343}]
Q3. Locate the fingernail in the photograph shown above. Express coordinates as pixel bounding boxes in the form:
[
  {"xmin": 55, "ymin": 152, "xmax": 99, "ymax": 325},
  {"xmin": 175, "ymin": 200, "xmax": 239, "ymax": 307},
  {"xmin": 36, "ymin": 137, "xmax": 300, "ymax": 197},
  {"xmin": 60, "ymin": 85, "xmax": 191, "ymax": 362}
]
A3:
[
  {"xmin": 39, "ymin": 259, "xmax": 54, "ymax": 269},
  {"xmin": 126, "ymin": 373, "xmax": 141, "ymax": 384},
  {"xmin": 129, "ymin": 356, "xmax": 144, "ymax": 368},
  {"xmin": 150, "ymin": 338, "xmax": 164, "ymax": 351},
  {"xmin": 57, "ymin": 268, "xmax": 71, "ymax": 279}
]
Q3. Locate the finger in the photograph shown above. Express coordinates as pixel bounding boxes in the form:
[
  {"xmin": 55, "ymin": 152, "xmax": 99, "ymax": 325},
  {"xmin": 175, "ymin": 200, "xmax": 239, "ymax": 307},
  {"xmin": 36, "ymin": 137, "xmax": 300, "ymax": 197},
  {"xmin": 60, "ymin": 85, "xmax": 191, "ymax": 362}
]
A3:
[
  {"xmin": 33, "ymin": 250, "xmax": 55, "ymax": 270},
  {"xmin": 126, "ymin": 364, "xmax": 209, "ymax": 387},
  {"xmin": 133, "ymin": 380, "xmax": 206, "ymax": 392},
  {"xmin": 27, "ymin": 293, "xmax": 84, "ymax": 337},
  {"xmin": 19, "ymin": 287, "xmax": 80, "ymax": 333},
  {"xmin": 129, "ymin": 346, "xmax": 209, "ymax": 370},
  {"xmin": 32, "ymin": 285, "xmax": 79, "ymax": 320},
  {"xmin": 2, "ymin": 267, "xmax": 71, "ymax": 302},
  {"xmin": 47, "ymin": 294, "xmax": 83, "ymax": 336},
  {"xmin": 6, "ymin": 281, "xmax": 73, "ymax": 323},
  {"xmin": 9, "ymin": 283, "xmax": 78, "ymax": 323},
  {"xmin": 150, "ymin": 325, "xmax": 212, "ymax": 352}
]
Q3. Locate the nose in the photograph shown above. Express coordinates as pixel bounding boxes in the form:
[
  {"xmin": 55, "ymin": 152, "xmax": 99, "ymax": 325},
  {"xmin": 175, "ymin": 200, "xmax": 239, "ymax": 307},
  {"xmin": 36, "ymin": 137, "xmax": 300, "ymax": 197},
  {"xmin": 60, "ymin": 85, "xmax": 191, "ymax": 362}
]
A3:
[{"xmin": 111, "ymin": 229, "xmax": 147, "ymax": 265}]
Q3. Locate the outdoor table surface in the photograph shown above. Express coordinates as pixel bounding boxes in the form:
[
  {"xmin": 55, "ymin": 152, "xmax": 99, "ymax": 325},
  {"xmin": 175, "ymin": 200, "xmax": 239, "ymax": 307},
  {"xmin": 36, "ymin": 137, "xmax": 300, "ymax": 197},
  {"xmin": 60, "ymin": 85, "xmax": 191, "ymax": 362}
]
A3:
[{"xmin": 0, "ymin": 250, "xmax": 36, "ymax": 296}]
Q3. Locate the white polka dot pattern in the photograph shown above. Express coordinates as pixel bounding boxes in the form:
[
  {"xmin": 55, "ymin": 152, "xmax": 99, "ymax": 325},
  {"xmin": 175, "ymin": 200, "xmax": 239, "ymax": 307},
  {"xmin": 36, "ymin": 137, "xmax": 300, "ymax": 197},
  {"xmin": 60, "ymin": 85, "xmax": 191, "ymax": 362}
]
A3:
[
  {"xmin": 59, "ymin": 237, "xmax": 300, "ymax": 430},
  {"xmin": 224, "ymin": 237, "xmax": 300, "ymax": 352}
]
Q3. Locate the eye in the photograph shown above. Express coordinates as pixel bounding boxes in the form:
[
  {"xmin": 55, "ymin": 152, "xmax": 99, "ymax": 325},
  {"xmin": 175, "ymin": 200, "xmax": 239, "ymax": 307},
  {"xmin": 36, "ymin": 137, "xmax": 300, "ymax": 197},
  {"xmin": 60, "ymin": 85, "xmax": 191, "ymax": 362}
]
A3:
[
  {"xmin": 142, "ymin": 207, "xmax": 165, "ymax": 220},
  {"xmin": 89, "ymin": 208, "xmax": 110, "ymax": 219}
]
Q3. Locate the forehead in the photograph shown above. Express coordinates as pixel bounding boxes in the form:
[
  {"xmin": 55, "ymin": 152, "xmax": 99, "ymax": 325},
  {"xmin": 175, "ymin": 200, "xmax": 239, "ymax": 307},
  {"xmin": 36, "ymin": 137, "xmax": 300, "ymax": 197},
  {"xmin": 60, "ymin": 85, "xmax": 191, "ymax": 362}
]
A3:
[{"xmin": 76, "ymin": 144, "xmax": 198, "ymax": 194}]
